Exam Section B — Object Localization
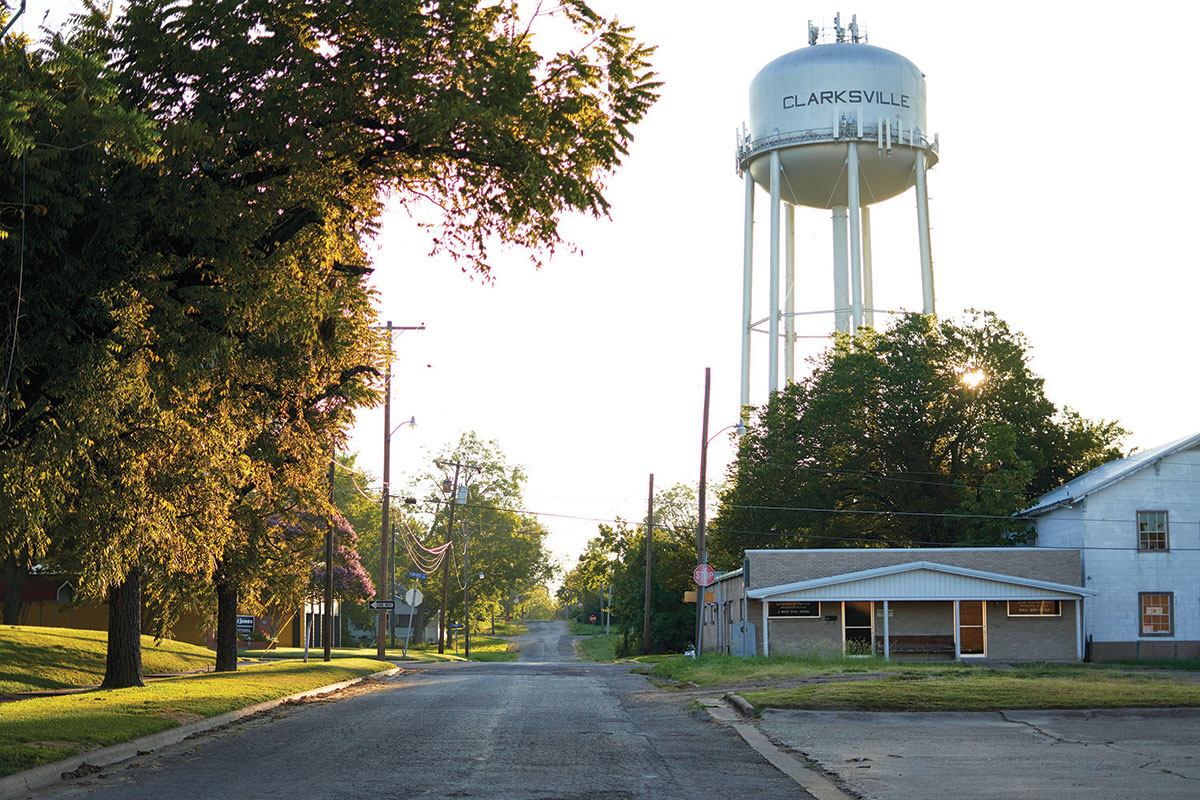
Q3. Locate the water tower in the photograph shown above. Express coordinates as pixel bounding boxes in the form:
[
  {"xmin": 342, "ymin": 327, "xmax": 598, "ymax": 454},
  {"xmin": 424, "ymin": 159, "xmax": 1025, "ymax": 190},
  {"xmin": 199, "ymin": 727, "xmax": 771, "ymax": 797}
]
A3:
[{"xmin": 737, "ymin": 14, "xmax": 939, "ymax": 408}]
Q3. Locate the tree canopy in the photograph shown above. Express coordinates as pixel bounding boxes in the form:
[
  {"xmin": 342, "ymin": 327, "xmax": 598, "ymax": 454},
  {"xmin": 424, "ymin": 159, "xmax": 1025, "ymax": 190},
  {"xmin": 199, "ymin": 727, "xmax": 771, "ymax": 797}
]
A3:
[
  {"xmin": 1, "ymin": 0, "xmax": 657, "ymax": 684},
  {"xmin": 707, "ymin": 312, "xmax": 1126, "ymax": 568}
]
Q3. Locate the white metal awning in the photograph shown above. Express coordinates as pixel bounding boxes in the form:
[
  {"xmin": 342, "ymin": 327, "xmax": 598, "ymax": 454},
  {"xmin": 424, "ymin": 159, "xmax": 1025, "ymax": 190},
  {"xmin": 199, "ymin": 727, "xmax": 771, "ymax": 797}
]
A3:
[{"xmin": 748, "ymin": 560, "xmax": 1096, "ymax": 602}]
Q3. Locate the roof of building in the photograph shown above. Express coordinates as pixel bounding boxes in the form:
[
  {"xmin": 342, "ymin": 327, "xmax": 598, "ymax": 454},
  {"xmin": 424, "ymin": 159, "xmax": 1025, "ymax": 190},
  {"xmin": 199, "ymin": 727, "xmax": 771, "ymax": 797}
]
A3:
[
  {"xmin": 1022, "ymin": 430, "xmax": 1200, "ymax": 517},
  {"xmin": 746, "ymin": 560, "xmax": 1097, "ymax": 600}
]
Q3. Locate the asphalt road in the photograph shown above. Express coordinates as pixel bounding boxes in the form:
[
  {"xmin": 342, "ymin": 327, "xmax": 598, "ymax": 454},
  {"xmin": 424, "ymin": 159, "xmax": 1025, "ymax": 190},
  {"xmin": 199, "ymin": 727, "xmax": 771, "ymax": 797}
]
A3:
[{"xmin": 29, "ymin": 620, "xmax": 806, "ymax": 799}]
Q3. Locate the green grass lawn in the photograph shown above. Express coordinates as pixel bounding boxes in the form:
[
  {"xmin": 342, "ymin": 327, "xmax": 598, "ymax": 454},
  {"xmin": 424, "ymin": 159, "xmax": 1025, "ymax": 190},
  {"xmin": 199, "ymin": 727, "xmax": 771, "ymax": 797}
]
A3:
[
  {"xmin": 567, "ymin": 621, "xmax": 607, "ymax": 636},
  {"xmin": 478, "ymin": 620, "xmax": 528, "ymax": 637},
  {"xmin": 650, "ymin": 652, "xmax": 899, "ymax": 685},
  {"xmin": 466, "ymin": 636, "xmax": 519, "ymax": 662},
  {"xmin": 251, "ymin": 635, "xmax": 518, "ymax": 663},
  {"xmin": 575, "ymin": 634, "xmax": 619, "ymax": 662},
  {"xmin": 0, "ymin": 626, "xmax": 215, "ymax": 694},
  {"xmin": 0, "ymin": 658, "xmax": 390, "ymax": 777},
  {"xmin": 648, "ymin": 653, "xmax": 1200, "ymax": 712},
  {"xmin": 249, "ymin": 645, "xmax": 466, "ymax": 663},
  {"xmin": 742, "ymin": 670, "xmax": 1200, "ymax": 712}
]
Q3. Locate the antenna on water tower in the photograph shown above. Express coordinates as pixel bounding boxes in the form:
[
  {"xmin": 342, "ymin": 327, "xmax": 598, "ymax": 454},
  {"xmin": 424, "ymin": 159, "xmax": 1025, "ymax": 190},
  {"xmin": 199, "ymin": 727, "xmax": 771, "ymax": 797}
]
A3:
[{"xmin": 736, "ymin": 13, "xmax": 939, "ymax": 411}]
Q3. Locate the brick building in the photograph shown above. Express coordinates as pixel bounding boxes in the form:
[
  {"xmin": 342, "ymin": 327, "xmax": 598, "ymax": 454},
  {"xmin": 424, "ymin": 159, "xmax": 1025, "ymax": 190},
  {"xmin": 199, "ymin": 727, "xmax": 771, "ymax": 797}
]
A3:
[{"xmin": 702, "ymin": 548, "xmax": 1093, "ymax": 661}]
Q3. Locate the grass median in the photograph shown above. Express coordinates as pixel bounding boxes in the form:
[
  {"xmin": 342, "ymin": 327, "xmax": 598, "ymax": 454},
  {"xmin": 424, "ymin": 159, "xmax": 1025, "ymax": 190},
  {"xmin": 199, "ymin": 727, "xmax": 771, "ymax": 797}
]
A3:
[
  {"xmin": 649, "ymin": 654, "xmax": 1200, "ymax": 712},
  {"xmin": 0, "ymin": 657, "xmax": 391, "ymax": 777},
  {"xmin": 742, "ymin": 669, "xmax": 1200, "ymax": 712}
]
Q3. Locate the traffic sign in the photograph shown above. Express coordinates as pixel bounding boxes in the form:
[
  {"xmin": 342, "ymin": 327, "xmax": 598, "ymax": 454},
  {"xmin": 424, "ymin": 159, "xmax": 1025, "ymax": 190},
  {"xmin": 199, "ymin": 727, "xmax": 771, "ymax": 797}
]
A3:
[
  {"xmin": 589, "ymin": 615, "xmax": 597, "ymax": 623},
  {"xmin": 404, "ymin": 588, "xmax": 424, "ymax": 607},
  {"xmin": 368, "ymin": 600, "xmax": 396, "ymax": 611},
  {"xmin": 408, "ymin": 571, "xmax": 427, "ymax": 580},
  {"xmin": 693, "ymin": 564, "xmax": 716, "ymax": 587}
]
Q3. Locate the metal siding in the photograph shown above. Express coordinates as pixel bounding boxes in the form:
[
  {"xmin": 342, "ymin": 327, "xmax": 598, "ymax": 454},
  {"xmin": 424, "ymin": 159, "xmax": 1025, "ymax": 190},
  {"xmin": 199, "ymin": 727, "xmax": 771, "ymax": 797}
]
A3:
[{"xmin": 768, "ymin": 570, "xmax": 1082, "ymax": 602}]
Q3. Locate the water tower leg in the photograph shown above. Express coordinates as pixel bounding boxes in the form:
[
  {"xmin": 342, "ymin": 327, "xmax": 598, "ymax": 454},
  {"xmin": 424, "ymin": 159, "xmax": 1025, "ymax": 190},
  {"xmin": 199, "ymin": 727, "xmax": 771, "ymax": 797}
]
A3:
[
  {"xmin": 740, "ymin": 171, "xmax": 754, "ymax": 412},
  {"xmin": 832, "ymin": 207, "xmax": 850, "ymax": 333},
  {"xmin": 847, "ymin": 142, "xmax": 864, "ymax": 332},
  {"xmin": 862, "ymin": 206, "xmax": 874, "ymax": 328},
  {"xmin": 784, "ymin": 203, "xmax": 796, "ymax": 384},
  {"xmin": 768, "ymin": 150, "xmax": 782, "ymax": 395},
  {"xmin": 915, "ymin": 150, "xmax": 935, "ymax": 315}
]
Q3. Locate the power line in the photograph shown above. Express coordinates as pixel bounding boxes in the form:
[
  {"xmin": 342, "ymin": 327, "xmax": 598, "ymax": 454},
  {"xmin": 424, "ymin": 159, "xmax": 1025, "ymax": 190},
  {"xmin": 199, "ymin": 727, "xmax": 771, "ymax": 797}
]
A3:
[
  {"xmin": 455, "ymin": 500, "xmax": 1200, "ymax": 540},
  {"xmin": 707, "ymin": 525, "xmax": 1200, "ymax": 553}
]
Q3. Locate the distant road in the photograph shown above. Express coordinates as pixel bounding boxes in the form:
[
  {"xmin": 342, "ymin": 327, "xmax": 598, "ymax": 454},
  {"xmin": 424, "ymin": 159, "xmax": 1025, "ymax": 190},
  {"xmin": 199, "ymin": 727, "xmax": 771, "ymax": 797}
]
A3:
[
  {"xmin": 516, "ymin": 618, "xmax": 578, "ymax": 662},
  {"xmin": 31, "ymin": 620, "xmax": 808, "ymax": 799}
]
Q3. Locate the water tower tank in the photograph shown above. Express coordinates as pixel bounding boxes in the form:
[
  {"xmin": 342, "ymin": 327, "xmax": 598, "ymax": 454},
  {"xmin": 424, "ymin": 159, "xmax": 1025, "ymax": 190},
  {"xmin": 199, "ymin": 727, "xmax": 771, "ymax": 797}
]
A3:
[
  {"xmin": 735, "ymin": 18, "xmax": 940, "ymax": 410},
  {"xmin": 745, "ymin": 42, "xmax": 936, "ymax": 208}
]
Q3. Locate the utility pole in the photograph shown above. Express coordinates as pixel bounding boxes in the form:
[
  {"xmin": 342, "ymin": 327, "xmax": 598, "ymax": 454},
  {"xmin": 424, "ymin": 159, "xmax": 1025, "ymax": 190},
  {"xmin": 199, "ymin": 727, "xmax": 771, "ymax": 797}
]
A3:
[
  {"xmin": 606, "ymin": 584, "xmax": 613, "ymax": 636},
  {"xmin": 324, "ymin": 456, "xmax": 335, "ymax": 662},
  {"xmin": 438, "ymin": 462, "xmax": 460, "ymax": 654},
  {"xmin": 463, "ymin": 521, "xmax": 471, "ymax": 660},
  {"xmin": 435, "ymin": 458, "xmax": 480, "ymax": 653},
  {"xmin": 389, "ymin": 522, "xmax": 397, "ymax": 647},
  {"xmin": 643, "ymin": 473, "xmax": 654, "ymax": 655},
  {"xmin": 373, "ymin": 321, "xmax": 424, "ymax": 661},
  {"xmin": 696, "ymin": 367, "xmax": 711, "ymax": 654},
  {"xmin": 377, "ymin": 321, "xmax": 392, "ymax": 661}
]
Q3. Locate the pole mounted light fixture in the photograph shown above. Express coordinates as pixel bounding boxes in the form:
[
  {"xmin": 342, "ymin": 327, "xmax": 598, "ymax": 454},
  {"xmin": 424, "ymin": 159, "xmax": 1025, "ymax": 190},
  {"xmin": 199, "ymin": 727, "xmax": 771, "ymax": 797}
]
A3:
[
  {"xmin": 376, "ymin": 321, "xmax": 425, "ymax": 661},
  {"xmin": 696, "ymin": 368, "xmax": 747, "ymax": 656}
]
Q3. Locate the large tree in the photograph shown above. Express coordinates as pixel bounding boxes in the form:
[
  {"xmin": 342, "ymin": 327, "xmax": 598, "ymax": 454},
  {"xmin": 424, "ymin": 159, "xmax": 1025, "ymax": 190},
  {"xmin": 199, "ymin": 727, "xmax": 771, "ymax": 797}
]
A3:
[
  {"xmin": 2, "ymin": 1, "xmax": 657, "ymax": 685},
  {"xmin": 708, "ymin": 312, "xmax": 1126, "ymax": 568}
]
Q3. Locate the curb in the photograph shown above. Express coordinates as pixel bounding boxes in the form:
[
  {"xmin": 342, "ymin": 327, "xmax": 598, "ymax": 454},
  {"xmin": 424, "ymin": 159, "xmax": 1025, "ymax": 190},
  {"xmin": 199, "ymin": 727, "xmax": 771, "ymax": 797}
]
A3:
[
  {"xmin": 723, "ymin": 692, "xmax": 756, "ymax": 717},
  {"xmin": 0, "ymin": 666, "xmax": 401, "ymax": 800},
  {"xmin": 706, "ymin": 700, "xmax": 854, "ymax": 800}
]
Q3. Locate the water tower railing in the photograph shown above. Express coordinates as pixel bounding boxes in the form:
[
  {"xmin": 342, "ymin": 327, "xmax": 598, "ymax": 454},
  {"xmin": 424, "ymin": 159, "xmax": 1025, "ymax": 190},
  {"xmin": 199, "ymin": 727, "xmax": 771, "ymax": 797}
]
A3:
[{"xmin": 737, "ymin": 125, "xmax": 938, "ymax": 172}]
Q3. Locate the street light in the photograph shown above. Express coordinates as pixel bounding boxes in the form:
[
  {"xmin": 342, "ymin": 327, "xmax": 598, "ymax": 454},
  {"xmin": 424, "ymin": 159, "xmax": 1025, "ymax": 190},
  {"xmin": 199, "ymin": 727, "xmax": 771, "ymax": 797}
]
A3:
[
  {"xmin": 375, "ymin": 318, "xmax": 424, "ymax": 662},
  {"xmin": 696, "ymin": 367, "xmax": 746, "ymax": 656}
]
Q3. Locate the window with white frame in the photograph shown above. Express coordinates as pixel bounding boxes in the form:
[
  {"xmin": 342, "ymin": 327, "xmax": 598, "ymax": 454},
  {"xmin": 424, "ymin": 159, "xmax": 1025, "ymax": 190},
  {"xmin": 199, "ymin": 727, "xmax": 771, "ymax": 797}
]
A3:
[
  {"xmin": 1137, "ymin": 510, "xmax": 1169, "ymax": 551},
  {"xmin": 1139, "ymin": 592, "xmax": 1173, "ymax": 636}
]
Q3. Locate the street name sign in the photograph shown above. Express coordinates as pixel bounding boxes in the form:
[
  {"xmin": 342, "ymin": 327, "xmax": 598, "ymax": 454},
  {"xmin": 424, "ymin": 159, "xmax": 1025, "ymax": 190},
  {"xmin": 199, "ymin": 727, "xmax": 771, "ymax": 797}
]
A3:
[
  {"xmin": 408, "ymin": 571, "xmax": 427, "ymax": 580},
  {"xmin": 693, "ymin": 564, "xmax": 716, "ymax": 587},
  {"xmin": 368, "ymin": 600, "xmax": 396, "ymax": 611}
]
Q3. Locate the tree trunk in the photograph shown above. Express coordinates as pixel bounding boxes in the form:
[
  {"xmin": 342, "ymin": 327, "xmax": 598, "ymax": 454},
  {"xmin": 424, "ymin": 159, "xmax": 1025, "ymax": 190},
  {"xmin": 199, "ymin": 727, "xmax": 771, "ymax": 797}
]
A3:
[
  {"xmin": 101, "ymin": 569, "xmax": 144, "ymax": 689},
  {"xmin": 215, "ymin": 578, "xmax": 239, "ymax": 672},
  {"xmin": 3, "ymin": 555, "xmax": 27, "ymax": 625}
]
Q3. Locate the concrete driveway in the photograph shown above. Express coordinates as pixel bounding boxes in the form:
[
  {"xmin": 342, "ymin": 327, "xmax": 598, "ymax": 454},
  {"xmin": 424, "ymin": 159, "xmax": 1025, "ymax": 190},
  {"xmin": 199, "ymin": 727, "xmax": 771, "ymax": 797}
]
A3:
[{"xmin": 757, "ymin": 707, "xmax": 1200, "ymax": 799}]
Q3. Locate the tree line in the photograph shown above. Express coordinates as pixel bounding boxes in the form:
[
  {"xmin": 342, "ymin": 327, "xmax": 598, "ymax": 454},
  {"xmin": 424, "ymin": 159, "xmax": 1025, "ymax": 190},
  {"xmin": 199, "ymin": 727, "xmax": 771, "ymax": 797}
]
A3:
[{"xmin": 0, "ymin": 1, "xmax": 657, "ymax": 685}]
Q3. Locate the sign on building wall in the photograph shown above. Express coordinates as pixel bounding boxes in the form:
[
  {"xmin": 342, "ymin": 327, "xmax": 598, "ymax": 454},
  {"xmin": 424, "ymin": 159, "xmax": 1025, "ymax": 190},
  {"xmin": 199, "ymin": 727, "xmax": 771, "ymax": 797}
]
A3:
[
  {"xmin": 1006, "ymin": 600, "xmax": 1061, "ymax": 617},
  {"xmin": 768, "ymin": 601, "xmax": 820, "ymax": 618}
]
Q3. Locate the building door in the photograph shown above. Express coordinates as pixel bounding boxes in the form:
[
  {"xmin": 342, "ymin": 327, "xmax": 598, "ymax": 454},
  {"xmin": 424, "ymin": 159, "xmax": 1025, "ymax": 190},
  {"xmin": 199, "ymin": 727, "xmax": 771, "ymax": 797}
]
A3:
[
  {"xmin": 958, "ymin": 601, "xmax": 985, "ymax": 656},
  {"xmin": 844, "ymin": 601, "xmax": 874, "ymax": 655}
]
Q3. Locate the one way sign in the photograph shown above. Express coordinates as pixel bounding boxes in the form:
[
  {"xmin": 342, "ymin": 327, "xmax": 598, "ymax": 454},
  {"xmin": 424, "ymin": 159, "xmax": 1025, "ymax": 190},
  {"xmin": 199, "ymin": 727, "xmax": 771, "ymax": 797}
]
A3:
[{"xmin": 368, "ymin": 600, "xmax": 396, "ymax": 611}]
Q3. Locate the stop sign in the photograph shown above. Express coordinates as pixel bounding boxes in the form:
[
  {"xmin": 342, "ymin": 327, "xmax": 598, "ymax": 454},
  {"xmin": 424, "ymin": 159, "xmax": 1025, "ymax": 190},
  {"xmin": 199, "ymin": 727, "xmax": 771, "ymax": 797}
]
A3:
[
  {"xmin": 693, "ymin": 564, "xmax": 716, "ymax": 587},
  {"xmin": 589, "ymin": 615, "xmax": 597, "ymax": 623}
]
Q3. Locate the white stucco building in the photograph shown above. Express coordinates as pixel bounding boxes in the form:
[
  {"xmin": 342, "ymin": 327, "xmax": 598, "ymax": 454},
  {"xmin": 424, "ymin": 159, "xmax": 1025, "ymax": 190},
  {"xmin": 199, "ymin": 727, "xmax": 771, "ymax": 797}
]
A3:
[{"xmin": 1027, "ymin": 431, "xmax": 1200, "ymax": 660}]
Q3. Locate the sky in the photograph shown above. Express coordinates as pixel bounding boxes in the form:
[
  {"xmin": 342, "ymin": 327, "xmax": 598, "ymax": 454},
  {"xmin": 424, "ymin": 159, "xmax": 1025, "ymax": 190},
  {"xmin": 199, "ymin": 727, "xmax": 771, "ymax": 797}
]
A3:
[{"xmin": 25, "ymin": 1, "xmax": 1200, "ymax": 577}]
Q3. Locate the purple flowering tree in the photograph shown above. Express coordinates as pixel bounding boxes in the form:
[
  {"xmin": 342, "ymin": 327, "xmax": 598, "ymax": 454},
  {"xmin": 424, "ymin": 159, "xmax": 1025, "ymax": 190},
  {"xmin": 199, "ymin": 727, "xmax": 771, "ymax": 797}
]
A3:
[{"xmin": 310, "ymin": 513, "xmax": 374, "ymax": 603}]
